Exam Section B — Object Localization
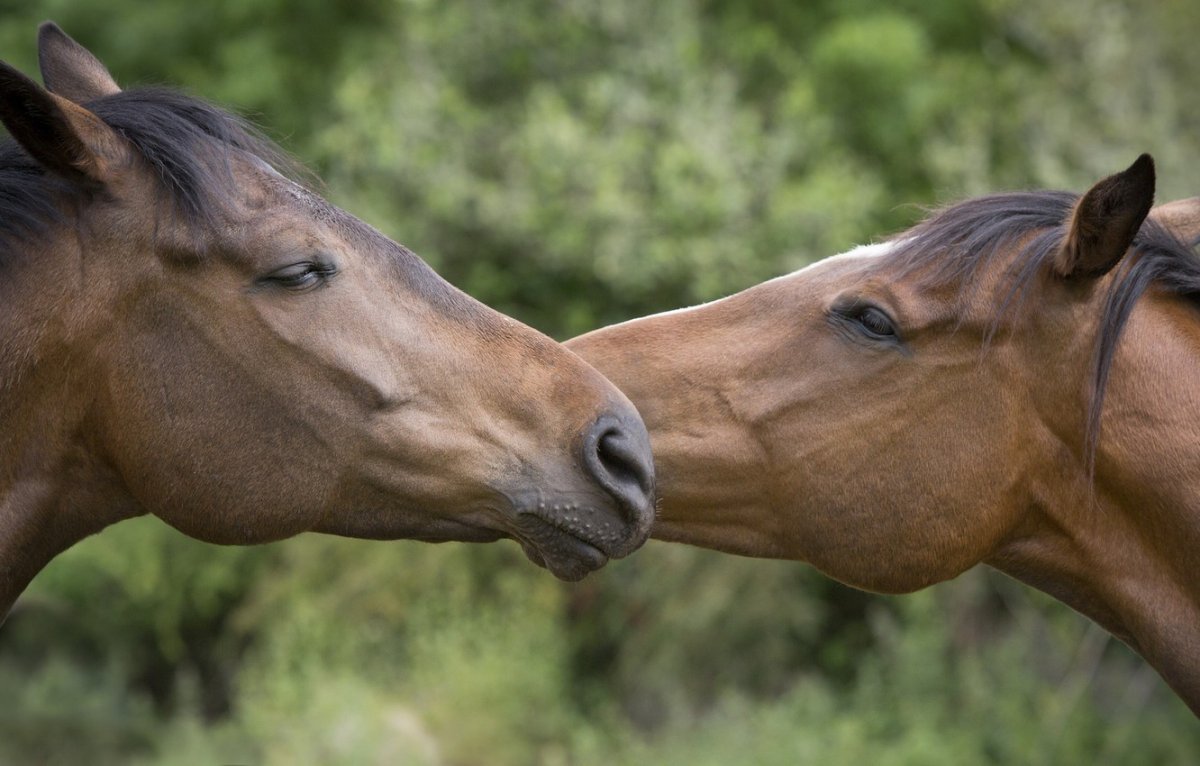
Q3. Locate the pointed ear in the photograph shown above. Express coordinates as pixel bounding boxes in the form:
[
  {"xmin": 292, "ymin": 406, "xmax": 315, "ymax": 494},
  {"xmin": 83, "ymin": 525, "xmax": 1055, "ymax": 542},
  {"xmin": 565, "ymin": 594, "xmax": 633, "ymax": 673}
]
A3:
[
  {"xmin": 1150, "ymin": 197, "xmax": 1200, "ymax": 247},
  {"xmin": 38, "ymin": 22, "xmax": 121, "ymax": 103},
  {"xmin": 1054, "ymin": 154, "xmax": 1155, "ymax": 279},
  {"xmin": 0, "ymin": 59, "xmax": 125, "ymax": 185}
]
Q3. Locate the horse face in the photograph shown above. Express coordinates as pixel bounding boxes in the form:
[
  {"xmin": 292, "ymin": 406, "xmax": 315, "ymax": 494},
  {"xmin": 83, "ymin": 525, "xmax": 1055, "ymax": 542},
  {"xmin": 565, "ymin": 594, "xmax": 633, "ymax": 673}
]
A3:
[
  {"xmin": 715, "ymin": 245, "xmax": 1036, "ymax": 590},
  {"xmin": 0, "ymin": 25, "xmax": 655, "ymax": 581},
  {"xmin": 571, "ymin": 242, "xmax": 1030, "ymax": 591},
  {"xmin": 116, "ymin": 159, "xmax": 650, "ymax": 560},
  {"xmin": 571, "ymin": 157, "xmax": 1159, "ymax": 594}
]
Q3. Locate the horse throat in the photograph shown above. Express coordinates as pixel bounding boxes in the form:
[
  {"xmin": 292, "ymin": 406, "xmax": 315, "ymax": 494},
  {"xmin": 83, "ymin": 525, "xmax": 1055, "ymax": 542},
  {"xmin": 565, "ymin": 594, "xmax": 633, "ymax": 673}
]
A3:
[
  {"xmin": 0, "ymin": 421, "xmax": 147, "ymax": 620},
  {"xmin": 0, "ymin": 297, "xmax": 144, "ymax": 619}
]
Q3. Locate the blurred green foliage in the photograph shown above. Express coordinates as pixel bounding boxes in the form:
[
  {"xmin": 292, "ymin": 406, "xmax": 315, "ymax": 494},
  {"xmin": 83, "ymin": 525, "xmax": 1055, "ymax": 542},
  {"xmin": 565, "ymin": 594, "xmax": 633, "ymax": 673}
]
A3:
[{"xmin": 2, "ymin": 0, "xmax": 1200, "ymax": 763}]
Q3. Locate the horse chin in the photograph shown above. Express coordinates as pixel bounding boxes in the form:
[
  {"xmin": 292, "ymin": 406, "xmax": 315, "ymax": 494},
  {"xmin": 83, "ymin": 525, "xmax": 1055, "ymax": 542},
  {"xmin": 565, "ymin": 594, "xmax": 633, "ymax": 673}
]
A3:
[{"xmin": 513, "ymin": 513, "xmax": 612, "ymax": 582}]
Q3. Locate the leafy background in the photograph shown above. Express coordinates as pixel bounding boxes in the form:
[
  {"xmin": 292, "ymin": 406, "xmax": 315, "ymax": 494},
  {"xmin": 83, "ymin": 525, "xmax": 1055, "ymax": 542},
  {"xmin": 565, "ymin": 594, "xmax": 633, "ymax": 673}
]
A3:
[{"xmin": 2, "ymin": 0, "xmax": 1199, "ymax": 763}]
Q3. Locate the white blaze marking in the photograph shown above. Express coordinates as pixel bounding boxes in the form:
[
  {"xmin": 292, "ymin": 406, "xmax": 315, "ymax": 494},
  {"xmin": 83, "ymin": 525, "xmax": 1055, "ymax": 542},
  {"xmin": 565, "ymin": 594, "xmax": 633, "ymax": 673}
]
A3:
[
  {"xmin": 763, "ymin": 239, "xmax": 898, "ymax": 284},
  {"xmin": 634, "ymin": 240, "xmax": 899, "ymax": 322}
]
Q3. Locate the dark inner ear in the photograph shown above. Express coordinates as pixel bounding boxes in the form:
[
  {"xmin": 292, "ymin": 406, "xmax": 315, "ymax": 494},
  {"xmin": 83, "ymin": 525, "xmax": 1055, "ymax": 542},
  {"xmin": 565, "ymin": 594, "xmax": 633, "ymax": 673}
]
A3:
[
  {"xmin": 37, "ymin": 22, "xmax": 121, "ymax": 104},
  {"xmin": 0, "ymin": 61, "xmax": 113, "ymax": 185},
  {"xmin": 1055, "ymin": 153, "xmax": 1155, "ymax": 279}
]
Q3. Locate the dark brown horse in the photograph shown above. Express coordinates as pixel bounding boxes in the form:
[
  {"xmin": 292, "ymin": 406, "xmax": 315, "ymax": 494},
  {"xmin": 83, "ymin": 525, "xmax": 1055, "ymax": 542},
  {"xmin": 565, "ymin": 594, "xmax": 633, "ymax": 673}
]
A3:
[
  {"xmin": 0, "ymin": 23, "xmax": 655, "ymax": 620},
  {"xmin": 569, "ymin": 155, "xmax": 1200, "ymax": 714}
]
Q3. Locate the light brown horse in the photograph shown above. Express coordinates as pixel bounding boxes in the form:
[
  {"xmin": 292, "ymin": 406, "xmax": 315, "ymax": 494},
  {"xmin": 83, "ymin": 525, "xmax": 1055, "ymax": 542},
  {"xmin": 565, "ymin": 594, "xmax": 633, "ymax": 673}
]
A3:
[
  {"xmin": 569, "ymin": 155, "xmax": 1200, "ymax": 714},
  {"xmin": 0, "ymin": 23, "xmax": 655, "ymax": 620}
]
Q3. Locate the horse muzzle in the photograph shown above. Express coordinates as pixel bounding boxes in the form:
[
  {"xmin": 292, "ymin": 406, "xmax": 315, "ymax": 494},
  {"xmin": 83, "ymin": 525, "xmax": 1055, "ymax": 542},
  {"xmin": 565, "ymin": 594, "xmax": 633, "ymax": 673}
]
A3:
[{"xmin": 512, "ymin": 412, "xmax": 656, "ymax": 580}]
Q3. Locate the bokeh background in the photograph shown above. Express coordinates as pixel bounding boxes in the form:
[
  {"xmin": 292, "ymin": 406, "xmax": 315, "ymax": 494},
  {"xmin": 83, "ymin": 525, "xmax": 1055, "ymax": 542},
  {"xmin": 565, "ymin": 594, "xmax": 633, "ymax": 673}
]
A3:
[{"xmin": 3, "ymin": 1, "xmax": 1200, "ymax": 763}]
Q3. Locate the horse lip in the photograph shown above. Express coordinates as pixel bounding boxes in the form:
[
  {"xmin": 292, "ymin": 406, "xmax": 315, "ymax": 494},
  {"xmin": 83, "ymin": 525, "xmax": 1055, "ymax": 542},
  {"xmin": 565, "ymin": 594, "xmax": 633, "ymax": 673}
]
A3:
[
  {"xmin": 516, "ymin": 532, "xmax": 607, "ymax": 582},
  {"xmin": 512, "ymin": 506, "xmax": 638, "ymax": 580},
  {"xmin": 519, "ymin": 504, "xmax": 643, "ymax": 559}
]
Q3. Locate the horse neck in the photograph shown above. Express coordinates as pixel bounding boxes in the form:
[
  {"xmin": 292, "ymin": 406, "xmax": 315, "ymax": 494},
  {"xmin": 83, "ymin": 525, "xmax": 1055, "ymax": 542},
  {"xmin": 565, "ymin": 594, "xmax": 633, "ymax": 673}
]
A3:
[
  {"xmin": 0, "ymin": 240, "xmax": 141, "ymax": 620},
  {"xmin": 990, "ymin": 481, "xmax": 1200, "ymax": 714},
  {"xmin": 991, "ymin": 288, "xmax": 1200, "ymax": 714}
]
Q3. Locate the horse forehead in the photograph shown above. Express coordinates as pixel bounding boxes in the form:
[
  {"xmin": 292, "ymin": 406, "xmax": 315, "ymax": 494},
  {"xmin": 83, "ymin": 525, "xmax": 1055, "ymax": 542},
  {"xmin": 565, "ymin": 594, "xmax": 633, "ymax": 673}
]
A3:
[
  {"xmin": 240, "ymin": 163, "xmax": 324, "ymax": 212},
  {"xmin": 229, "ymin": 165, "xmax": 346, "ymax": 235}
]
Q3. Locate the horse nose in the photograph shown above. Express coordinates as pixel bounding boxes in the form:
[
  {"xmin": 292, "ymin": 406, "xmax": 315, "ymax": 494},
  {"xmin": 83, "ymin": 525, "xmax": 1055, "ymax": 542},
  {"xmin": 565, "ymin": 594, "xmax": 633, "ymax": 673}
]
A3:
[{"xmin": 582, "ymin": 412, "xmax": 656, "ymax": 547}]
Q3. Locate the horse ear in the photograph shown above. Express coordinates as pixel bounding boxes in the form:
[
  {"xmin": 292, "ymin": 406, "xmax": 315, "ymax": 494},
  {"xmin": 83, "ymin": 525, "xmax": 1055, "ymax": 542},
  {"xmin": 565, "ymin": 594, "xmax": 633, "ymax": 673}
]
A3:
[
  {"xmin": 1054, "ymin": 154, "xmax": 1155, "ymax": 279},
  {"xmin": 0, "ymin": 60, "xmax": 124, "ymax": 185},
  {"xmin": 1150, "ymin": 197, "xmax": 1200, "ymax": 248},
  {"xmin": 38, "ymin": 22, "xmax": 121, "ymax": 103}
]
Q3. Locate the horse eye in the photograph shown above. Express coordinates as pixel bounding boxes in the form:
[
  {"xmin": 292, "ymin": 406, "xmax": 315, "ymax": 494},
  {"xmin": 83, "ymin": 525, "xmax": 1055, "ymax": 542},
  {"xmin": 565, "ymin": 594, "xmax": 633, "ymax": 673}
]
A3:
[
  {"xmin": 262, "ymin": 261, "xmax": 336, "ymax": 291},
  {"xmin": 855, "ymin": 306, "xmax": 896, "ymax": 338}
]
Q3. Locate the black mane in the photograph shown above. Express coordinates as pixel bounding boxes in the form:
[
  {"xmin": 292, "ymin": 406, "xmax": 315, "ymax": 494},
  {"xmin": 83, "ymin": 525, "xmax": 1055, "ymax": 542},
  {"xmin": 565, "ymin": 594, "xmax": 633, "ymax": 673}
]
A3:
[
  {"xmin": 0, "ymin": 86, "xmax": 301, "ymax": 262},
  {"xmin": 888, "ymin": 190, "xmax": 1200, "ymax": 467}
]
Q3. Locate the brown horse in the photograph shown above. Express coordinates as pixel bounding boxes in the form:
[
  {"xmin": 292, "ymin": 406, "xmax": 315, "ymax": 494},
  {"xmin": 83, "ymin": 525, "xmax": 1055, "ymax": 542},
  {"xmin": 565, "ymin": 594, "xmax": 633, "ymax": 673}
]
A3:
[
  {"xmin": 569, "ymin": 155, "xmax": 1200, "ymax": 714},
  {"xmin": 0, "ymin": 23, "xmax": 655, "ymax": 620}
]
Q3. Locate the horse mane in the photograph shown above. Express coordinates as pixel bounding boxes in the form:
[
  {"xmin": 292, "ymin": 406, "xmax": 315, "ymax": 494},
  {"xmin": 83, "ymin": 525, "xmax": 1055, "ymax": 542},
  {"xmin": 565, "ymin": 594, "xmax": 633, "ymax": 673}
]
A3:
[
  {"xmin": 887, "ymin": 190, "xmax": 1200, "ymax": 467},
  {"xmin": 0, "ymin": 86, "xmax": 304, "ymax": 263}
]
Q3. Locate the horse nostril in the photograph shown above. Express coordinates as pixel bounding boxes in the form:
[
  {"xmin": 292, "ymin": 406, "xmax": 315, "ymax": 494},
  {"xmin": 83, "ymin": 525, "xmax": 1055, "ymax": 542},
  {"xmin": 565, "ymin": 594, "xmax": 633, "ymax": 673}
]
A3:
[
  {"xmin": 582, "ymin": 413, "xmax": 656, "ymax": 533},
  {"xmin": 597, "ymin": 430, "xmax": 651, "ymax": 498}
]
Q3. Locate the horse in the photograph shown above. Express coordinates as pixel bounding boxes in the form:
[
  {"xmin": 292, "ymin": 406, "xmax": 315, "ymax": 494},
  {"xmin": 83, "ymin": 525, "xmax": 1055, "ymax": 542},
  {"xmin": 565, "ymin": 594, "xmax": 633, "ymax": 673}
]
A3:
[
  {"xmin": 568, "ymin": 154, "xmax": 1200, "ymax": 714},
  {"xmin": 0, "ymin": 22, "xmax": 656, "ymax": 621}
]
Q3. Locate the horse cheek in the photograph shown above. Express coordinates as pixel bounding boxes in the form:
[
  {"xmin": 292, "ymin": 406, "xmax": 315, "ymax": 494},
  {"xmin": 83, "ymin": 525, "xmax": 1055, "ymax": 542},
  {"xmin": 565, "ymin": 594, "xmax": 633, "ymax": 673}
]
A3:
[{"xmin": 98, "ymin": 323, "xmax": 336, "ymax": 544}]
